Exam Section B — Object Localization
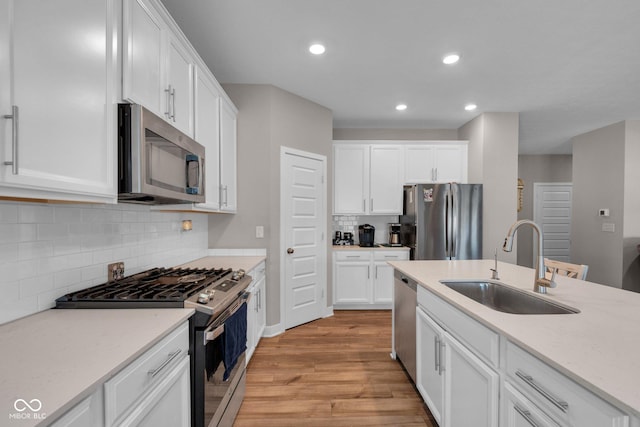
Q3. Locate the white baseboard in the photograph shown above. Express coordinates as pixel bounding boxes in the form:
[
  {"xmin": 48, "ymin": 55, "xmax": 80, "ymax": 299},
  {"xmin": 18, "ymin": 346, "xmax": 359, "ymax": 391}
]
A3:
[{"xmin": 262, "ymin": 323, "xmax": 284, "ymax": 338}]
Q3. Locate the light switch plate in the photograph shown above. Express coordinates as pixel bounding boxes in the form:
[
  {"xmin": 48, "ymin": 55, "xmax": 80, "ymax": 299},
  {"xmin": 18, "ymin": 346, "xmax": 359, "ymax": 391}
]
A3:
[{"xmin": 256, "ymin": 226, "xmax": 264, "ymax": 239}]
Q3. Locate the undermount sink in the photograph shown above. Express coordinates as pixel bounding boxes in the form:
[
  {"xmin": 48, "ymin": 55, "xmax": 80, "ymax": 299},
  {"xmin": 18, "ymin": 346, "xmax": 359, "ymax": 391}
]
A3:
[{"xmin": 439, "ymin": 280, "xmax": 580, "ymax": 315}]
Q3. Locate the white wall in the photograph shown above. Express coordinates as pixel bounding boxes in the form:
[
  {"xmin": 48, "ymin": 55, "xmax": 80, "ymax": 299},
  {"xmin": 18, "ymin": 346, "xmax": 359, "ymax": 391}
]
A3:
[
  {"xmin": 459, "ymin": 113, "xmax": 519, "ymax": 263},
  {"xmin": 0, "ymin": 202, "xmax": 208, "ymax": 324}
]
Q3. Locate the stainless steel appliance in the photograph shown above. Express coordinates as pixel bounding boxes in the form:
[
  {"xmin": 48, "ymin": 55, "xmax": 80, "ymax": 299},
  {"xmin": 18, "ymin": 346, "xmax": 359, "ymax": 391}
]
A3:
[
  {"xmin": 118, "ymin": 103, "xmax": 206, "ymax": 205},
  {"xmin": 400, "ymin": 183, "xmax": 482, "ymax": 260},
  {"xmin": 358, "ymin": 224, "xmax": 375, "ymax": 247},
  {"xmin": 388, "ymin": 223, "xmax": 401, "ymax": 246},
  {"xmin": 393, "ymin": 270, "xmax": 417, "ymax": 383},
  {"xmin": 56, "ymin": 266, "xmax": 251, "ymax": 427}
]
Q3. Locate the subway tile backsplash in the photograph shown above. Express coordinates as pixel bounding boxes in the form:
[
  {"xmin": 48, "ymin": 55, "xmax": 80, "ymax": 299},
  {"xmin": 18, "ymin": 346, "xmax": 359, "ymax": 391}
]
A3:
[
  {"xmin": 332, "ymin": 215, "xmax": 399, "ymax": 244},
  {"xmin": 0, "ymin": 201, "xmax": 208, "ymax": 325}
]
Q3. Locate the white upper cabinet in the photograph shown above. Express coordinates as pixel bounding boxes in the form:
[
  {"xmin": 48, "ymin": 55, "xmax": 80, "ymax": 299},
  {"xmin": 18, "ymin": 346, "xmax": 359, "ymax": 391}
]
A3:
[
  {"xmin": 404, "ymin": 142, "xmax": 468, "ymax": 183},
  {"xmin": 123, "ymin": 0, "xmax": 195, "ymax": 137},
  {"xmin": 369, "ymin": 145, "xmax": 404, "ymax": 214},
  {"xmin": 333, "ymin": 143, "xmax": 403, "ymax": 215},
  {"xmin": 193, "ymin": 68, "xmax": 221, "ymax": 211},
  {"xmin": 165, "ymin": 34, "xmax": 194, "ymax": 137},
  {"xmin": 0, "ymin": 0, "xmax": 117, "ymax": 203},
  {"xmin": 219, "ymin": 98, "xmax": 237, "ymax": 212},
  {"xmin": 334, "ymin": 144, "xmax": 368, "ymax": 215}
]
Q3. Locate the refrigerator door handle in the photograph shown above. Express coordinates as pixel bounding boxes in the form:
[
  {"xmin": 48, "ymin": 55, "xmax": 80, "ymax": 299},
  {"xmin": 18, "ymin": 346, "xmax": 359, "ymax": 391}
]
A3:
[
  {"xmin": 451, "ymin": 186, "xmax": 457, "ymax": 259},
  {"xmin": 445, "ymin": 190, "xmax": 450, "ymax": 258}
]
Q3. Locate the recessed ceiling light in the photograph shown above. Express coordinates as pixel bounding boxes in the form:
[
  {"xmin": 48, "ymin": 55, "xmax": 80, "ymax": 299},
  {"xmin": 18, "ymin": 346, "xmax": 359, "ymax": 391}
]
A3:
[
  {"xmin": 465, "ymin": 104, "xmax": 477, "ymax": 111},
  {"xmin": 396, "ymin": 104, "xmax": 408, "ymax": 111},
  {"xmin": 443, "ymin": 54, "xmax": 460, "ymax": 65},
  {"xmin": 309, "ymin": 44, "xmax": 326, "ymax": 55}
]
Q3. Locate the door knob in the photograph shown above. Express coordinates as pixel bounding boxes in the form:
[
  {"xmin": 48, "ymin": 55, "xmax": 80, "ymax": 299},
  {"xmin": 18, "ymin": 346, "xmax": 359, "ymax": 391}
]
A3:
[{"xmin": 287, "ymin": 248, "xmax": 294, "ymax": 254}]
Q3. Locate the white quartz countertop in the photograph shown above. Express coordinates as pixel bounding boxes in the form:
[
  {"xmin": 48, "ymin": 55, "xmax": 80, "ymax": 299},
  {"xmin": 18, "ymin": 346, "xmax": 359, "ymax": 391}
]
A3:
[
  {"xmin": 388, "ymin": 259, "xmax": 640, "ymax": 417},
  {"xmin": 0, "ymin": 308, "xmax": 193, "ymax": 426},
  {"xmin": 179, "ymin": 255, "xmax": 266, "ymax": 272}
]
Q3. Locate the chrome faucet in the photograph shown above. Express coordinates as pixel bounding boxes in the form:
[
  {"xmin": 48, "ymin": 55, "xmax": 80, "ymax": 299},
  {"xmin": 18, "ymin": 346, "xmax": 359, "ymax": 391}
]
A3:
[{"xmin": 502, "ymin": 219, "xmax": 556, "ymax": 294}]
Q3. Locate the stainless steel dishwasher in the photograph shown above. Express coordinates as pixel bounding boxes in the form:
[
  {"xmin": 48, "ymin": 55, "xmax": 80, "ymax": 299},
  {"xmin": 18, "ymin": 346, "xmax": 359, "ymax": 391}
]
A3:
[{"xmin": 393, "ymin": 269, "xmax": 417, "ymax": 383}]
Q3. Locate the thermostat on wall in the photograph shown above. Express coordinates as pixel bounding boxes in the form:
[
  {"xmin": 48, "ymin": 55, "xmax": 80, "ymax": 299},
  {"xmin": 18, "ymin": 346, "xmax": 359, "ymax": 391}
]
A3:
[{"xmin": 598, "ymin": 208, "xmax": 610, "ymax": 217}]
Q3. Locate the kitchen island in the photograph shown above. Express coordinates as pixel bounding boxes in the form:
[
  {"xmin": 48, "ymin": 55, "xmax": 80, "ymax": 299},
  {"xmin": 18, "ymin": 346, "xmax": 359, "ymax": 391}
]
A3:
[{"xmin": 389, "ymin": 259, "xmax": 640, "ymax": 425}]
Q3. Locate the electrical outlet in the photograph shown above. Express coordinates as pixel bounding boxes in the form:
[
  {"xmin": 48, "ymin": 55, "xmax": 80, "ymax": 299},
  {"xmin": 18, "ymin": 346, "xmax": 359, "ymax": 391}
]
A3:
[{"xmin": 108, "ymin": 262, "xmax": 125, "ymax": 281}]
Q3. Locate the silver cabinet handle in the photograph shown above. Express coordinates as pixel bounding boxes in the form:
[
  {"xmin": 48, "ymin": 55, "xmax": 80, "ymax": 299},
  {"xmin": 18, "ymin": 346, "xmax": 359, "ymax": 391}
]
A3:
[
  {"xmin": 375, "ymin": 265, "xmax": 378, "ymax": 279},
  {"xmin": 434, "ymin": 168, "xmax": 438, "ymax": 181},
  {"xmin": 370, "ymin": 198, "xmax": 373, "ymax": 211},
  {"xmin": 170, "ymin": 87, "xmax": 176, "ymax": 121},
  {"xmin": 516, "ymin": 370, "xmax": 569, "ymax": 413},
  {"xmin": 367, "ymin": 266, "xmax": 370, "ymax": 279},
  {"xmin": 224, "ymin": 185, "xmax": 228, "ymax": 206},
  {"xmin": 363, "ymin": 199, "xmax": 366, "ymax": 212},
  {"xmin": 514, "ymin": 405, "xmax": 540, "ymax": 427},
  {"xmin": 164, "ymin": 85, "xmax": 172, "ymax": 119},
  {"xmin": 346, "ymin": 255, "xmax": 360, "ymax": 258},
  {"xmin": 434, "ymin": 336, "xmax": 440, "ymax": 372},
  {"xmin": 3, "ymin": 105, "xmax": 18, "ymax": 174},
  {"xmin": 438, "ymin": 340, "xmax": 445, "ymax": 375},
  {"xmin": 148, "ymin": 349, "xmax": 182, "ymax": 378},
  {"xmin": 384, "ymin": 255, "xmax": 399, "ymax": 259}
]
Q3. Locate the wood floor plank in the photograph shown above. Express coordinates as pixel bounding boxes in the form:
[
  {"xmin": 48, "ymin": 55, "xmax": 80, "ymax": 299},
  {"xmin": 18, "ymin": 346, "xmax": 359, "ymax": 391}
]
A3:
[{"xmin": 234, "ymin": 310, "xmax": 437, "ymax": 427}]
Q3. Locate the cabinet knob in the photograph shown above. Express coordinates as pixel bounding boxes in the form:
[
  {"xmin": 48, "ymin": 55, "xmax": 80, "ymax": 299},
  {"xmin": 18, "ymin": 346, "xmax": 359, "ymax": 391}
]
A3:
[{"xmin": 287, "ymin": 248, "xmax": 294, "ymax": 254}]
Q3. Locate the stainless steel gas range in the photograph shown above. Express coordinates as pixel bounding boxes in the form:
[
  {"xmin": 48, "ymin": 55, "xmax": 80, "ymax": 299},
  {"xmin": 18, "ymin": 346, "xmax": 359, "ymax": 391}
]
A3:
[{"xmin": 56, "ymin": 266, "xmax": 252, "ymax": 427}]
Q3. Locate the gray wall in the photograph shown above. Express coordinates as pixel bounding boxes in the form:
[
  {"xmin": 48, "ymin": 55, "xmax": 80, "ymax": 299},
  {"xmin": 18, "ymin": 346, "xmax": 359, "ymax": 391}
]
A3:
[
  {"xmin": 459, "ymin": 113, "xmax": 519, "ymax": 263},
  {"xmin": 572, "ymin": 122, "xmax": 626, "ymax": 287},
  {"xmin": 517, "ymin": 155, "xmax": 573, "ymax": 267},
  {"xmin": 333, "ymin": 128, "xmax": 459, "ymax": 141},
  {"xmin": 623, "ymin": 121, "xmax": 640, "ymax": 291},
  {"xmin": 209, "ymin": 84, "xmax": 333, "ymax": 327}
]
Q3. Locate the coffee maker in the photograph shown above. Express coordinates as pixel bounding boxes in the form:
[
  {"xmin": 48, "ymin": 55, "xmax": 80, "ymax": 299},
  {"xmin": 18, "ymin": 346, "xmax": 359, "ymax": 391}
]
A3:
[
  {"xmin": 388, "ymin": 223, "xmax": 401, "ymax": 246},
  {"xmin": 358, "ymin": 224, "xmax": 375, "ymax": 247}
]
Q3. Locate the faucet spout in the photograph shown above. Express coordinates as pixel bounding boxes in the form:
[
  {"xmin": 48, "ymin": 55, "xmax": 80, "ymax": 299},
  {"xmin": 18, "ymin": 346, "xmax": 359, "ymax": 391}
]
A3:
[{"xmin": 502, "ymin": 219, "xmax": 556, "ymax": 293}]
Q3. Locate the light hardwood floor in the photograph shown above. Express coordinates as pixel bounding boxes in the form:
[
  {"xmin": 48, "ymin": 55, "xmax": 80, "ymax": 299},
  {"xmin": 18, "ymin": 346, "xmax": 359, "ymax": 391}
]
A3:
[{"xmin": 234, "ymin": 310, "xmax": 437, "ymax": 427}]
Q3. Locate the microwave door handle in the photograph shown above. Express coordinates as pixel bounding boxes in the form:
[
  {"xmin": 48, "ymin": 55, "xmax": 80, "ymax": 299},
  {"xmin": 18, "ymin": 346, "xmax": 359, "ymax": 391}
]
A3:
[{"xmin": 185, "ymin": 154, "xmax": 201, "ymax": 195}]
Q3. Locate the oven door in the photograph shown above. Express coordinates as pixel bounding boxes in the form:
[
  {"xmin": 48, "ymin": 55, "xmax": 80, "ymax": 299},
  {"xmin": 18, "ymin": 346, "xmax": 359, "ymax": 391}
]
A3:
[{"xmin": 194, "ymin": 299, "xmax": 248, "ymax": 427}]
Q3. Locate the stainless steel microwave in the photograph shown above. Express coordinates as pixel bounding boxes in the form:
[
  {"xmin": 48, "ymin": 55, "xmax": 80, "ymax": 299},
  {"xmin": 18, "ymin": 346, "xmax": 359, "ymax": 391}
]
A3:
[{"xmin": 118, "ymin": 104, "xmax": 205, "ymax": 204}]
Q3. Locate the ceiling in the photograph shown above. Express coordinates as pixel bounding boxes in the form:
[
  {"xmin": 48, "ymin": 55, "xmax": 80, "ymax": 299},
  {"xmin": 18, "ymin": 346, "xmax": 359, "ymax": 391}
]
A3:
[{"xmin": 160, "ymin": 0, "xmax": 640, "ymax": 154}]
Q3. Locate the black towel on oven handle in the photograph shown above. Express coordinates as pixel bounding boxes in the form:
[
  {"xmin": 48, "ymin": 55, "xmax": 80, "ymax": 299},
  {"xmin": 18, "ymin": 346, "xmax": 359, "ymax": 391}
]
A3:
[
  {"xmin": 205, "ymin": 334, "xmax": 223, "ymax": 381},
  {"xmin": 223, "ymin": 301, "xmax": 247, "ymax": 381}
]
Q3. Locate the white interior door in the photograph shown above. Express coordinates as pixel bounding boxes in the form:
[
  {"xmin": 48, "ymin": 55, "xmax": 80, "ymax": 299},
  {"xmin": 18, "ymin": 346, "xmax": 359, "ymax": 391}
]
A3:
[
  {"xmin": 533, "ymin": 183, "xmax": 573, "ymax": 262},
  {"xmin": 281, "ymin": 148, "xmax": 327, "ymax": 330}
]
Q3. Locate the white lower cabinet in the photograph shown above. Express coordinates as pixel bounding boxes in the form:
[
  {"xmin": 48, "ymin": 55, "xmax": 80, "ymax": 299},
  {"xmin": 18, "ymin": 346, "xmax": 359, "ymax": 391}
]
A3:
[
  {"xmin": 104, "ymin": 322, "xmax": 190, "ymax": 427},
  {"xmin": 413, "ymin": 280, "xmax": 632, "ymax": 427},
  {"xmin": 416, "ymin": 300, "xmax": 499, "ymax": 427},
  {"xmin": 334, "ymin": 249, "xmax": 409, "ymax": 309},
  {"xmin": 246, "ymin": 261, "xmax": 266, "ymax": 364},
  {"xmin": 502, "ymin": 381, "xmax": 560, "ymax": 427},
  {"xmin": 504, "ymin": 341, "xmax": 628, "ymax": 427},
  {"xmin": 50, "ymin": 389, "xmax": 104, "ymax": 427}
]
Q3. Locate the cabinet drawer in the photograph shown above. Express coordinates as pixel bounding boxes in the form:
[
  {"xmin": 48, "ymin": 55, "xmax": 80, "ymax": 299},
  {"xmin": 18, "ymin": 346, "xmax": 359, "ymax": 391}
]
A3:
[
  {"xmin": 373, "ymin": 251, "xmax": 409, "ymax": 261},
  {"xmin": 417, "ymin": 287, "xmax": 499, "ymax": 367},
  {"xmin": 334, "ymin": 251, "xmax": 371, "ymax": 261},
  {"xmin": 104, "ymin": 322, "xmax": 189, "ymax": 425},
  {"xmin": 506, "ymin": 341, "xmax": 629, "ymax": 426}
]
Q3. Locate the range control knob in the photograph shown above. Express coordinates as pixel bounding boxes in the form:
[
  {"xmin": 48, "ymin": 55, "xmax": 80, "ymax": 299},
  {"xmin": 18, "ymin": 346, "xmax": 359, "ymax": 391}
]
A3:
[
  {"xmin": 232, "ymin": 269, "xmax": 245, "ymax": 281},
  {"xmin": 197, "ymin": 293, "xmax": 210, "ymax": 304}
]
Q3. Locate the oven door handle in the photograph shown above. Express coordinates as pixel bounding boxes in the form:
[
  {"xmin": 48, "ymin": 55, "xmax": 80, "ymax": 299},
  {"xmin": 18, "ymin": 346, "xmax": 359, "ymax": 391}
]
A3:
[
  {"xmin": 205, "ymin": 324, "xmax": 225, "ymax": 344},
  {"xmin": 203, "ymin": 293, "xmax": 249, "ymax": 344}
]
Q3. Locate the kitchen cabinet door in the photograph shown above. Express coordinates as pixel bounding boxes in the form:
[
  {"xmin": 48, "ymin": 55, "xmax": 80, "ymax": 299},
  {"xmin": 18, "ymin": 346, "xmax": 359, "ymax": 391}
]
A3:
[
  {"xmin": 333, "ymin": 251, "xmax": 372, "ymax": 308},
  {"xmin": 333, "ymin": 144, "xmax": 368, "ymax": 214},
  {"xmin": 443, "ymin": 330, "xmax": 499, "ymax": 427},
  {"xmin": 165, "ymin": 34, "xmax": 194, "ymax": 137},
  {"xmin": 416, "ymin": 306, "xmax": 445, "ymax": 425},
  {"xmin": 194, "ymin": 68, "xmax": 221, "ymax": 211},
  {"xmin": 373, "ymin": 251, "xmax": 408, "ymax": 305},
  {"xmin": 0, "ymin": 0, "xmax": 117, "ymax": 203},
  {"xmin": 369, "ymin": 145, "xmax": 403, "ymax": 214},
  {"xmin": 256, "ymin": 274, "xmax": 266, "ymax": 339},
  {"xmin": 219, "ymin": 97, "xmax": 237, "ymax": 212},
  {"xmin": 433, "ymin": 145, "xmax": 467, "ymax": 183},
  {"xmin": 404, "ymin": 145, "xmax": 436, "ymax": 183},
  {"xmin": 50, "ymin": 388, "xmax": 104, "ymax": 427},
  {"xmin": 122, "ymin": 0, "xmax": 164, "ymax": 117}
]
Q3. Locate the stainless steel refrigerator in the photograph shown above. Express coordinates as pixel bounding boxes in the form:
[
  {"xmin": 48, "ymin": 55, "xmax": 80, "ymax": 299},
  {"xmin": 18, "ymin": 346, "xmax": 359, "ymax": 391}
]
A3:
[{"xmin": 400, "ymin": 183, "xmax": 482, "ymax": 260}]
